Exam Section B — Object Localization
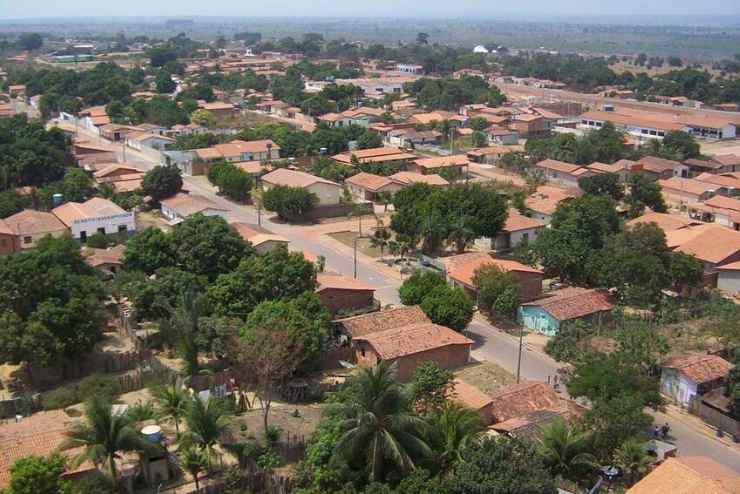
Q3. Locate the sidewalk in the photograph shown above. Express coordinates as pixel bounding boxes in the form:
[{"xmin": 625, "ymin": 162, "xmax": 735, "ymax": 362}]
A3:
[{"xmin": 661, "ymin": 402, "xmax": 740, "ymax": 450}]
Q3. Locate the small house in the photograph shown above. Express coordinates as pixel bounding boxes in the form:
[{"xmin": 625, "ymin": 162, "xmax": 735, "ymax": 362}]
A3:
[
  {"xmin": 52, "ymin": 198, "xmax": 136, "ymax": 242},
  {"xmin": 230, "ymin": 222, "xmax": 289, "ymax": 254},
  {"xmin": 345, "ymin": 172, "xmax": 401, "ymax": 201},
  {"xmin": 261, "ymin": 169, "xmax": 343, "ymax": 206},
  {"xmin": 518, "ymin": 287, "xmax": 613, "ymax": 336},
  {"xmin": 160, "ymin": 192, "xmax": 229, "ymax": 225},
  {"xmin": 315, "ymin": 272, "xmax": 376, "ymax": 316},
  {"xmin": 660, "ymin": 353, "xmax": 733, "ymax": 408},
  {"xmin": 353, "ymin": 322, "xmax": 473, "ymax": 381}
]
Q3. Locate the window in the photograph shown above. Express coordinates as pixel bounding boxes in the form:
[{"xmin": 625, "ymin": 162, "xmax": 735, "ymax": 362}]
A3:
[
  {"xmin": 522, "ymin": 232, "xmax": 529, "ymax": 243},
  {"xmin": 97, "ymin": 227, "xmax": 106, "ymax": 235},
  {"xmin": 118, "ymin": 225, "xmax": 127, "ymax": 233},
  {"xmin": 23, "ymin": 236, "xmax": 32, "ymax": 244}
]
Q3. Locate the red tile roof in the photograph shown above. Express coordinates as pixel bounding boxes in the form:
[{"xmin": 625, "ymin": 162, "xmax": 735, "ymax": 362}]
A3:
[
  {"xmin": 345, "ymin": 172, "xmax": 394, "ymax": 192},
  {"xmin": 446, "ymin": 253, "xmax": 543, "ymax": 290},
  {"xmin": 316, "ymin": 272, "xmax": 375, "ymax": 292},
  {"xmin": 627, "ymin": 212, "xmax": 700, "ymax": 232},
  {"xmin": 663, "ymin": 353, "xmax": 733, "ymax": 384},
  {"xmin": 261, "ymin": 168, "xmax": 339, "ymax": 188},
  {"xmin": 665, "ymin": 223, "xmax": 740, "ymax": 264},
  {"xmin": 503, "ymin": 208, "xmax": 546, "ymax": 232},
  {"xmin": 0, "ymin": 410, "xmax": 94, "ymax": 488},
  {"xmin": 450, "ymin": 378, "xmax": 493, "ymax": 411},
  {"xmin": 3, "ymin": 209, "xmax": 67, "ymax": 236},
  {"xmin": 627, "ymin": 456, "xmax": 740, "ymax": 494},
  {"xmin": 536, "ymin": 159, "xmax": 582, "ymax": 174},
  {"xmin": 523, "ymin": 287, "xmax": 613, "ymax": 322},
  {"xmin": 339, "ymin": 305, "xmax": 431, "ymax": 338},
  {"xmin": 413, "ymin": 154, "xmax": 469, "ymax": 169},
  {"xmin": 488, "ymin": 382, "xmax": 562, "ymax": 423},
  {"xmin": 354, "ymin": 322, "xmax": 473, "ymax": 360}
]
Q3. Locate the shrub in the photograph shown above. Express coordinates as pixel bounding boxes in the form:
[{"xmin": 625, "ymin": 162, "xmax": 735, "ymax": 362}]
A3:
[
  {"xmin": 262, "ymin": 185, "xmax": 317, "ymax": 221},
  {"xmin": 265, "ymin": 424, "xmax": 282, "ymax": 445},
  {"xmin": 42, "ymin": 386, "xmax": 79, "ymax": 410},
  {"xmin": 77, "ymin": 374, "xmax": 121, "ymax": 403}
]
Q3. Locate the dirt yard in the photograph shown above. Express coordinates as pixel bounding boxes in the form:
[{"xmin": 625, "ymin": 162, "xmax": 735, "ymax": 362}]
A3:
[
  {"xmin": 700, "ymin": 139, "xmax": 740, "ymax": 157},
  {"xmin": 329, "ymin": 230, "xmax": 383, "ymax": 258},
  {"xmin": 229, "ymin": 402, "xmax": 325, "ymax": 443},
  {"xmin": 136, "ymin": 210, "xmax": 172, "ymax": 232},
  {"xmin": 455, "ymin": 361, "xmax": 517, "ymax": 395}
]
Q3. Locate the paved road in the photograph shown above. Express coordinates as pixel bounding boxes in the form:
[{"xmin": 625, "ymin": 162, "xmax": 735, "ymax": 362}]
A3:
[{"xmin": 69, "ymin": 122, "xmax": 740, "ymax": 472}]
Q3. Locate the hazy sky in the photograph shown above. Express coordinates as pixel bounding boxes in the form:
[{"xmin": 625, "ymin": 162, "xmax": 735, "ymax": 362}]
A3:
[{"xmin": 1, "ymin": 0, "xmax": 740, "ymax": 19}]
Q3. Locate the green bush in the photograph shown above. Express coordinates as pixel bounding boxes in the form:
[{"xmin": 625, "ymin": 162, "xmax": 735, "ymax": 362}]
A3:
[
  {"xmin": 77, "ymin": 374, "xmax": 121, "ymax": 403},
  {"xmin": 42, "ymin": 386, "xmax": 79, "ymax": 410}
]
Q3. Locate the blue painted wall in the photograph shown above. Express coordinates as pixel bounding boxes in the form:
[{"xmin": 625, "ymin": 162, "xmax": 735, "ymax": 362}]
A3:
[{"xmin": 518, "ymin": 305, "xmax": 560, "ymax": 337}]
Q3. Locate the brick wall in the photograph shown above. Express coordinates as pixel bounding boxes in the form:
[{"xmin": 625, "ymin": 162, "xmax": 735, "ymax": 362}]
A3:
[
  {"xmin": 395, "ymin": 344, "xmax": 472, "ymax": 381},
  {"xmin": 517, "ymin": 272, "xmax": 544, "ymax": 302},
  {"xmin": 318, "ymin": 288, "xmax": 375, "ymax": 316}
]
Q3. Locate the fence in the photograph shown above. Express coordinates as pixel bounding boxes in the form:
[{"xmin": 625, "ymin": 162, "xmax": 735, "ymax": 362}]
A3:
[
  {"xmin": 689, "ymin": 392, "xmax": 740, "ymax": 437},
  {"xmin": 159, "ymin": 469, "xmax": 295, "ymax": 494}
]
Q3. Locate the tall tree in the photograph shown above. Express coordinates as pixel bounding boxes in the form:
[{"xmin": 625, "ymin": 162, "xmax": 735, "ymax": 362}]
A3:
[
  {"xmin": 63, "ymin": 398, "xmax": 153, "ymax": 486},
  {"xmin": 537, "ymin": 419, "xmax": 597, "ymax": 482},
  {"xmin": 426, "ymin": 402, "xmax": 484, "ymax": 472},
  {"xmin": 151, "ymin": 383, "xmax": 188, "ymax": 436},
  {"xmin": 236, "ymin": 325, "xmax": 305, "ymax": 434},
  {"xmin": 141, "ymin": 165, "xmax": 182, "ymax": 202},
  {"xmin": 182, "ymin": 396, "xmax": 230, "ymax": 466},
  {"xmin": 337, "ymin": 361, "xmax": 431, "ymax": 482},
  {"xmin": 446, "ymin": 437, "xmax": 557, "ymax": 494}
]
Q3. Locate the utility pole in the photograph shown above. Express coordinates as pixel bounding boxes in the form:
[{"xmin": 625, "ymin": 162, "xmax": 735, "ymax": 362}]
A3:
[{"xmin": 516, "ymin": 325, "xmax": 524, "ymax": 384}]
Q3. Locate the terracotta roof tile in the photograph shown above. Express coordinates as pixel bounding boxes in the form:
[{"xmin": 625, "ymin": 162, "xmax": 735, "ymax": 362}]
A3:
[
  {"xmin": 450, "ymin": 378, "xmax": 493, "ymax": 411},
  {"xmin": 663, "ymin": 353, "xmax": 733, "ymax": 384},
  {"xmin": 389, "ymin": 171, "xmax": 449, "ymax": 186},
  {"xmin": 659, "ymin": 177, "xmax": 718, "ymax": 197},
  {"xmin": 447, "ymin": 254, "xmax": 543, "ymax": 290},
  {"xmin": 345, "ymin": 172, "xmax": 394, "ymax": 192},
  {"xmin": 525, "ymin": 185, "xmax": 579, "ymax": 216},
  {"xmin": 627, "ymin": 212, "xmax": 700, "ymax": 232},
  {"xmin": 261, "ymin": 168, "xmax": 339, "ymax": 188},
  {"xmin": 316, "ymin": 272, "xmax": 375, "ymax": 292},
  {"xmin": 52, "ymin": 198, "xmax": 128, "ymax": 227},
  {"xmin": 536, "ymin": 159, "xmax": 582, "ymax": 174},
  {"xmin": 161, "ymin": 192, "xmax": 227, "ymax": 217},
  {"xmin": 339, "ymin": 305, "xmax": 430, "ymax": 338},
  {"xmin": 413, "ymin": 154, "xmax": 469, "ymax": 169},
  {"xmin": 489, "ymin": 382, "xmax": 562, "ymax": 423},
  {"xmin": 354, "ymin": 322, "xmax": 473, "ymax": 360},
  {"xmin": 0, "ymin": 410, "xmax": 94, "ymax": 488},
  {"xmin": 3, "ymin": 209, "xmax": 67, "ymax": 236},
  {"xmin": 665, "ymin": 223, "xmax": 740, "ymax": 264},
  {"xmin": 504, "ymin": 208, "xmax": 546, "ymax": 232},
  {"xmin": 627, "ymin": 457, "xmax": 740, "ymax": 494},
  {"xmin": 523, "ymin": 287, "xmax": 613, "ymax": 322}
]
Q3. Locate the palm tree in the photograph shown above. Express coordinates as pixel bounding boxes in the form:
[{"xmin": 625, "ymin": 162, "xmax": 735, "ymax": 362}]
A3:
[
  {"xmin": 337, "ymin": 361, "xmax": 431, "ymax": 482},
  {"xmin": 426, "ymin": 402, "xmax": 484, "ymax": 472},
  {"xmin": 182, "ymin": 396, "xmax": 230, "ymax": 467},
  {"xmin": 537, "ymin": 419, "xmax": 598, "ymax": 482},
  {"xmin": 63, "ymin": 397, "xmax": 155, "ymax": 486},
  {"xmin": 370, "ymin": 227, "xmax": 391, "ymax": 260},
  {"xmin": 180, "ymin": 445, "xmax": 208, "ymax": 491},
  {"xmin": 613, "ymin": 438, "xmax": 652, "ymax": 484},
  {"xmin": 173, "ymin": 286, "xmax": 203, "ymax": 378},
  {"xmin": 152, "ymin": 383, "xmax": 188, "ymax": 437}
]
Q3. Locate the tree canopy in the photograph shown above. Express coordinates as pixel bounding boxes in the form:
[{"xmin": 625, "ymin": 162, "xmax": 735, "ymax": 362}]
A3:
[{"xmin": 0, "ymin": 236, "xmax": 106, "ymax": 367}]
